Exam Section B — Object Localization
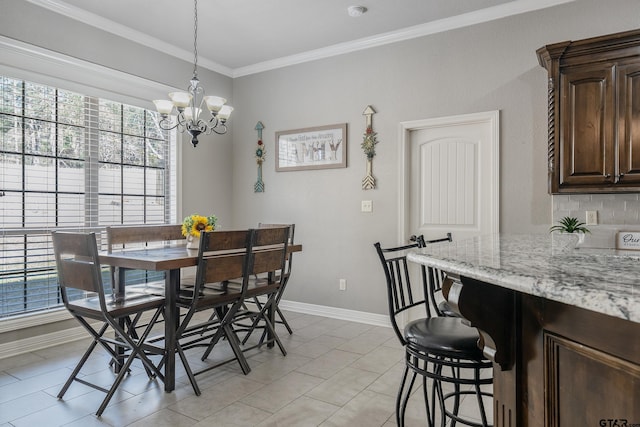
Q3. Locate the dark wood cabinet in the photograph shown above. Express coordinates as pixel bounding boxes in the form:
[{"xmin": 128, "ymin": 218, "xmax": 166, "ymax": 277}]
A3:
[{"xmin": 538, "ymin": 29, "xmax": 640, "ymax": 193}]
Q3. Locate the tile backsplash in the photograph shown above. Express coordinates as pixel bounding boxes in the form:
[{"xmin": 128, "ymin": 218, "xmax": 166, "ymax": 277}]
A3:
[{"xmin": 552, "ymin": 194, "xmax": 640, "ymax": 226}]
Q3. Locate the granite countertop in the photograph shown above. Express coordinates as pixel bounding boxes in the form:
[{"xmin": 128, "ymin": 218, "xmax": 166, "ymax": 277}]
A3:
[{"xmin": 407, "ymin": 233, "xmax": 640, "ymax": 324}]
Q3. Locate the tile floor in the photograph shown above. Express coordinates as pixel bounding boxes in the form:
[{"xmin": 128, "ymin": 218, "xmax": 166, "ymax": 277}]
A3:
[{"xmin": 0, "ymin": 311, "xmax": 493, "ymax": 426}]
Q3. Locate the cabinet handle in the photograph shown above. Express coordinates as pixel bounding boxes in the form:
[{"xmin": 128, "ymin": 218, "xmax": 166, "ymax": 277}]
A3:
[{"xmin": 604, "ymin": 173, "xmax": 611, "ymax": 178}]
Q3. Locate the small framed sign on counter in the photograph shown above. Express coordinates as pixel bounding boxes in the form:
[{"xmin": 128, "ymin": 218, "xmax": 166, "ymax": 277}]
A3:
[{"xmin": 616, "ymin": 231, "xmax": 640, "ymax": 250}]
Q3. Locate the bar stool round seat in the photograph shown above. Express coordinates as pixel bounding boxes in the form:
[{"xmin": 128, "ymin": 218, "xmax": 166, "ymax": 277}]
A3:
[{"xmin": 405, "ymin": 317, "xmax": 484, "ymax": 360}]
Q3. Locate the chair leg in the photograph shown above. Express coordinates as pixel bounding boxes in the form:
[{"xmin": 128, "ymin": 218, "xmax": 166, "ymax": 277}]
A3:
[
  {"xmin": 261, "ymin": 313, "xmax": 287, "ymax": 356},
  {"xmin": 399, "ymin": 367, "xmax": 418, "ymax": 427},
  {"xmin": 176, "ymin": 341, "xmax": 201, "ymax": 396},
  {"xmin": 433, "ymin": 363, "xmax": 447, "ymax": 427},
  {"xmin": 475, "ymin": 368, "xmax": 490, "ymax": 427},
  {"xmin": 396, "ymin": 365, "xmax": 410, "ymax": 427},
  {"xmin": 222, "ymin": 324, "xmax": 251, "ymax": 374},
  {"xmin": 58, "ymin": 322, "xmax": 109, "ymax": 399},
  {"xmin": 275, "ymin": 306, "xmax": 293, "ymax": 335}
]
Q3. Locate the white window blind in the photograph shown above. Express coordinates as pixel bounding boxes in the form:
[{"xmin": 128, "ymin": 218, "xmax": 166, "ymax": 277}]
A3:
[{"xmin": 0, "ymin": 75, "xmax": 175, "ymax": 318}]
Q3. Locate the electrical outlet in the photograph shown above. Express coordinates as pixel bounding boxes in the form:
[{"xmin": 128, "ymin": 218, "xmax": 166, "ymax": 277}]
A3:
[
  {"xmin": 586, "ymin": 210, "xmax": 598, "ymax": 225},
  {"xmin": 339, "ymin": 279, "xmax": 347, "ymax": 291},
  {"xmin": 361, "ymin": 200, "xmax": 373, "ymax": 212}
]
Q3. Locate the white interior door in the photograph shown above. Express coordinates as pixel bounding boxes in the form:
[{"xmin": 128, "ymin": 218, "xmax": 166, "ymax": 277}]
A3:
[{"xmin": 399, "ymin": 111, "xmax": 499, "ymax": 244}]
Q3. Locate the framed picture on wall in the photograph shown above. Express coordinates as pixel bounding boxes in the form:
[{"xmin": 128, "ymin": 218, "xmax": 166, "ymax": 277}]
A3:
[{"xmin": 275, "ymin": 123, "xmax": 347, "ymax": 171}]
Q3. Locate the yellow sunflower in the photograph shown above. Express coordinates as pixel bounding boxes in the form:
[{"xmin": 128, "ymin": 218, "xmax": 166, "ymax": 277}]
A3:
[{"xmin": 181, "ymin": 214, "xmax": 217, "ymax": 237}]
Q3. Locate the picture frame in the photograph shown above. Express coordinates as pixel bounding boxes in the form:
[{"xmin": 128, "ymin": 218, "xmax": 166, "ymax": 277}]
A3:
[{"xmin": 275, "ymin": 123, "xmax": 347, "ymax": 171}]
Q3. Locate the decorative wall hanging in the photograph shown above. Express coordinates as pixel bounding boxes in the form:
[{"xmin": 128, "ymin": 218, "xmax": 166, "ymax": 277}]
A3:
[
  {"xmin": 361, "ymin": 105, "xmax": 378, "ymax": 190},
  {"xmin": 254, "ymin": 121, "xmax": 266, "ymax": 193},
  {"xmin": 275, "ymin": 123, "xmax": 347, "ymax": 171}
]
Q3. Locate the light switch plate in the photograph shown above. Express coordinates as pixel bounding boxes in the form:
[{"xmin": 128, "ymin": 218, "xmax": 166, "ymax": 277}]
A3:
[{"xmin": 361, "ymin": 200, "xmax": 373, "ymax": 212}]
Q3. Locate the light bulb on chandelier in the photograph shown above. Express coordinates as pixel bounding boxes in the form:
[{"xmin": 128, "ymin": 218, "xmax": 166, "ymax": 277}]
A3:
[{"xmin": 153, "ymin": 0, "xmax": 232, "ymax": 147}]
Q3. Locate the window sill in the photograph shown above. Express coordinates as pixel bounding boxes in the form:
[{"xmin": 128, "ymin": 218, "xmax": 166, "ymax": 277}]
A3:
[{"xmin": 0, "ymin": 309, "xmax": 72, "ymax": 334}]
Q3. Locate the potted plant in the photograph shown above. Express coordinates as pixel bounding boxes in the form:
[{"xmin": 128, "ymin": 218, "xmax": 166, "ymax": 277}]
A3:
[
  {"xmin": 549, "ymin": 216, "xmax": 590, "ymax": 234},
  {"xmin": 549, "ymin": 216, "xmax": 590, "ymax": 248}
]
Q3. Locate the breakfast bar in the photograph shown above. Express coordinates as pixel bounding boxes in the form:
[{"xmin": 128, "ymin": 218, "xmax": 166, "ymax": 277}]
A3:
[{"xmin": 408, "ymin": 234, "xmax": 640, "ymax": 427}]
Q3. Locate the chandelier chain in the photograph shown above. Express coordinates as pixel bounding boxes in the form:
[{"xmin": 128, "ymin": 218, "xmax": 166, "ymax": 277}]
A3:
[{"xmin": 193, "ymin": 0, "xmax": 198, "ymax": 79}]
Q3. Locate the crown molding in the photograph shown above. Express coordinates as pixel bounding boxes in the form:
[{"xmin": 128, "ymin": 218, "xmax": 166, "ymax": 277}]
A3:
[
  {"xmin": 233, "ymin": 0, "xmax": 575, "ymax": 77},
  {"xmin": 26, "ymin": 0, "xmax": 574, "ymax": 79},
  {"xmin": 24, "ymin": 0, "xmax": 234, "ymax": 77},
  {"xmin": 0, "ymin": 36, "xmax": 177, "ymax": 107}
]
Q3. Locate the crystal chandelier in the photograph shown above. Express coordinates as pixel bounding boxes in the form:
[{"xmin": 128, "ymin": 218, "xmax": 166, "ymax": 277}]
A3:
[{"xmin": 153, "ymin": 0, "xmax": 232, "ymax": 147}]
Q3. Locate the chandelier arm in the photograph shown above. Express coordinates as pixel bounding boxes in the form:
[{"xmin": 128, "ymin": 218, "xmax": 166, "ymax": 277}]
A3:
[
  {"xmin": 158, "ymin": 118, "xmax": 179, "ymax": 131},
  {"xmin": 211, "ymin": 124, "xmax": 228, "ymax": 135}
]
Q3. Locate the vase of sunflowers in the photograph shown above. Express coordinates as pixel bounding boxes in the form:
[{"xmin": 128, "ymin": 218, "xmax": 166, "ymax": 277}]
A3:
[{"xmin": 181, "ymin": 214, "xmax": 218, "ymax": 249}]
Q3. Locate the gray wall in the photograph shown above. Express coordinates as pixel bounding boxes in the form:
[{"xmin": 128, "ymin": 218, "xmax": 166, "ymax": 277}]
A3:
[
  {"xmin": 2, "ymin": 0, "xmax": 640, "ymax": 345},
  {"xmin": 230, "ymin": 0, "xmax": 640, "ymax": 315}
]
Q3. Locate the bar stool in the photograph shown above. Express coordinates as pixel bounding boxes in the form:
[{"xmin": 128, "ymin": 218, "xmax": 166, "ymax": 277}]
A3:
[{"xmin": 374, "ymin": 239, "xmax": 493, "ymax": 427}]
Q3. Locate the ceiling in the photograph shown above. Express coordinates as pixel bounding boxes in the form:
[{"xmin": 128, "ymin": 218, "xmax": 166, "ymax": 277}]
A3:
[{"xmin": 26, "ymin": 0, "xmax": 574, "ymax": 77}]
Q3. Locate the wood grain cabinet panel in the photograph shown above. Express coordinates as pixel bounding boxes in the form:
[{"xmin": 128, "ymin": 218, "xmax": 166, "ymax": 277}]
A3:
[
  {"xmin": 618, "ymin": 62, "xmax": 640, "ymax": 184},
  {"xmin": 545, "ymin": 333, "xmax": 640, "ymax": 427},
  {"xmin": 559, "ymin": 66, "xmax": 615, "ymax": 187},
  {"xmin": 538, "ymin": 29, "xmax": 640, "ymax": 193}
]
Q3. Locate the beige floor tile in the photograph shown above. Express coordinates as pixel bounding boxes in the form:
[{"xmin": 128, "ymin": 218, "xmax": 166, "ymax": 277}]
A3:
[
  {"xmin": 349, "ymin": 345, "xmax": 404, "ymax": 374},
  {"xmin": 324, "ymin": 322, "xmax": 373, "ymax": 340},
  {"xmin": 127, "ymin": 408, "xmax": 199, "ymax": 427},
  {"xmin": 288, "ymin": 335, "xmax": 347, "ymax": 359},
  {"xmin": 168, "ymin": 375, "xmax": 265, "ymax": 421},
  {"xmin": 366, "ymin": 362, "xmax": 406, "ymax": 397},
  {"xmin": 305, "ymin": 366, "xmax": 380, "ymax": 406},
  {"xmin": 0, "ymin": 391, "xmax": 59, "ymax": 424},
  {"xmin": 241, "ymin": 371, "xmax": 324, "ymax": 412},
  {"xmin": 243, "ymin": 352, "xmax": 314, "ymax": 384},
  {"xmin": 193, "ymin": 401, "xmax": 272, "ymax": 427},
  {"xmin": 297, "ymin": 349, "xmax": 361, "ymax": 380},
  {"xmin": 255, "ymin": 396, "xmax": 340, "ymax": 427},
  {"xmin": 319, "ymin": 389, "xmax": 395, "ymax": 427}
]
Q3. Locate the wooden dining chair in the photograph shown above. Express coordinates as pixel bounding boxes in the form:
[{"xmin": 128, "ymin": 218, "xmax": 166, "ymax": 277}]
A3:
[
  {"xmin": 52, "ymin": 231, "xmax": 166, "ymax": 417},
  {"xmin": 221, "ymin": 225, "xmax": 292, "ymax": 355},
  {"xmin": 174, "ymin": 227, "xmax": 289, "ymax": 395},
  {"xmin": 234, "ymin": 223, "xmax": 296, "ymax": 345},
  {"xmin": 106, "ymin": 224, "xmax": 185, "ymax": 296}
]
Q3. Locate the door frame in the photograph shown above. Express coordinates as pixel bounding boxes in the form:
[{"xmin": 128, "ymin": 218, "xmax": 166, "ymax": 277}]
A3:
[{"xmin": 397, "ymin": 110, "xmax": 500, "ymax": 244}]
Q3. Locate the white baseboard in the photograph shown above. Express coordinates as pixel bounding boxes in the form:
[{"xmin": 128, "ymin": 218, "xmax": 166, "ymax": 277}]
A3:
[
  {"xmin": 278, "ymin": 300, "xmax": 391, "ymax": 328},
  {"xmin": 0, "ymin": 301, "xmax": 390, "ymax": 359}
]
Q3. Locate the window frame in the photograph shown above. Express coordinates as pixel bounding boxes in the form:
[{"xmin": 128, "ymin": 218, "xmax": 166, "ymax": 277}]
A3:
[{"xmin": 0, "ymin": 36, "xmax": 182, "ymax": 325}]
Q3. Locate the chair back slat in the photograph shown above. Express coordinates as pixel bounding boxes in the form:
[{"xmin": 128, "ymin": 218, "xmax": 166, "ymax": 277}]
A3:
[
  {"xmin": 251, "ymin": 227, "xmax": 289, "ymax": 276},
  {"xmin": 52, "ymin": 231, "xmax": 103, "ymax": 295},
  {"xmin": 196, "ymin": 230, "xmax": 252, "ymax": 285},
  {"xmin": 106, "ymin": 224, "xmax": 183, "ymax": 252},
  {"xmin": 201, "ymin": 229, "xmax": 250, "ymax": 252},
  {"xmin": 200, "ymin": 252, "xmax": 248, "ymax": 284},
  {"xmin": 258, "ymin": 223, "xmax": 295, "ymax": 244},
  {"xmin": 58, "ymin": 259, "xmax": 101, "ymax": 293}
]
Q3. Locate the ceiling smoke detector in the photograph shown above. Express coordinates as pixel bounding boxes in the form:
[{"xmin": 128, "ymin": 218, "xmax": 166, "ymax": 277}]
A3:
[{"xmin": 347, "ymin": 5, "xmax": 367, "ymax": 17}]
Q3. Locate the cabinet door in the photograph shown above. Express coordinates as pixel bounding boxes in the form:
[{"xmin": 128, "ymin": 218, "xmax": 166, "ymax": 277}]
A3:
[
  {"xmin": 617, "ymin": 62, "xmax": 640, "ymax": 184},
  {"xmin": 559, "ymin": 66, "xmax": 615, "ymax": 188}
]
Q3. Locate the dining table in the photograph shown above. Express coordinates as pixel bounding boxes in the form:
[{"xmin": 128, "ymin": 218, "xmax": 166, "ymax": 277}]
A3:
[{"xmin": 99, "ymin": 242, "xmax": 302, "ymax": 392}]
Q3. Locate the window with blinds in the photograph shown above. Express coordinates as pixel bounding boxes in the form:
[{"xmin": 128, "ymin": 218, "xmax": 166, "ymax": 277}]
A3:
[{"xmin": 0, "ymin": 76, "xmax": 175, "ymax": 318}]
